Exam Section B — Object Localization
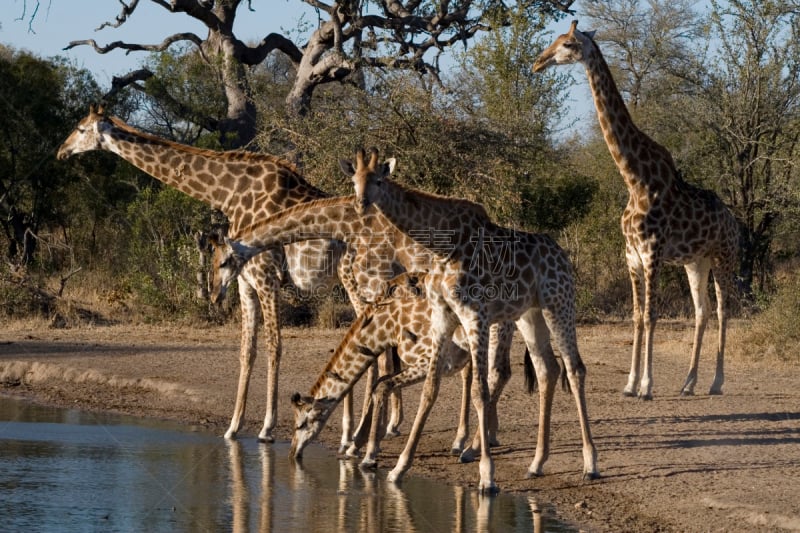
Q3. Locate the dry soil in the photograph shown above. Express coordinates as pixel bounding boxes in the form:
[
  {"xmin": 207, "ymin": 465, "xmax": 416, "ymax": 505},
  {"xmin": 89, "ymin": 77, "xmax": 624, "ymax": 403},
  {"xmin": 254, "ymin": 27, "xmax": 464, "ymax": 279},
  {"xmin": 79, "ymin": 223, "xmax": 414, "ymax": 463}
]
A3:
[{"xmin": 1, "ymin": 320, "xmax": 798, "ymax": 532}]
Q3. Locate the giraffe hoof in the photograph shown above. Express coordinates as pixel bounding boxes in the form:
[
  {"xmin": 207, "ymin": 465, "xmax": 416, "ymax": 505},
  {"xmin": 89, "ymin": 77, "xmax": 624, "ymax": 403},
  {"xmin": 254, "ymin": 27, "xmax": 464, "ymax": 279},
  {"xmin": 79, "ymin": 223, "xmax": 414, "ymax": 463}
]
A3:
[
  {"xmin": 459, "ymin": 448, "xmax": 478, "ymax": 464},
  {"xmin": 680, "ymin": 389, "xmax": 695, "ymax": 397},
  {"xmin": 638, "ymin": 392, "xmax": 653, "ymax": 401},
  {"xmin": 479, "ymin": 483, "xmax": 500, "ymax": 496},
  {"xmin": 709, "ymin": 388, "xmax": 723, "ymax": 396},
  {"xmin": 450, "ymin": 447, "xmax": 463, "ymax": 456},
  {"xmin": 257, "ymin": 434, "xmax": 275, "ymax": 443},
  {"xmin": 344, "ymin": 445, "xmax": 361, "ymax": 458},
  {"xmin": 583, "ymin": 471, "xmax": 601, "ymax": 481},
  {"xmin": 384, "ymin": 428, "xmax": 401, "ymax": 438},
  {"xmin": 622, "ymin": 390, "xmax": 637, "ymax": 398},
  {"xmin": 525, "ymin": 470, "xmax": 543, "ymax": 479},
  {"xmin": 359, "ymin": 459, "xmax": 378, "ymax": 471}
]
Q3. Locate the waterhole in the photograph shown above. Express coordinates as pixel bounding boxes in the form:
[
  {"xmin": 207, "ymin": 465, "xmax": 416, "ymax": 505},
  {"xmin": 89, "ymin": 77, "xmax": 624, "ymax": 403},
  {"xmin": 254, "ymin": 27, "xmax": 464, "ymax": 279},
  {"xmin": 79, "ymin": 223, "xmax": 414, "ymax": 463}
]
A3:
[{"xmin": 0, "ymin": 397, "xmax": 576, "ymax": 532}]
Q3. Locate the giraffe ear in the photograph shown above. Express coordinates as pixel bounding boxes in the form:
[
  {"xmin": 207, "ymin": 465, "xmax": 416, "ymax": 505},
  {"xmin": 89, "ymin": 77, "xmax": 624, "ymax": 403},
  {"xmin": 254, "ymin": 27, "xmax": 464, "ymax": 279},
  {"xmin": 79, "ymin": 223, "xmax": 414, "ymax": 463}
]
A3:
[
  {"xmin": 583, "ymin": 30, "xmax": 596, "ymax": 39},
  {"xmin": 339, "ymin": 158, "xmax": 355, "ymax": 177},
  {"xmin": 382, "ymin": 158, "xmax": 397, "ymax": 177}
]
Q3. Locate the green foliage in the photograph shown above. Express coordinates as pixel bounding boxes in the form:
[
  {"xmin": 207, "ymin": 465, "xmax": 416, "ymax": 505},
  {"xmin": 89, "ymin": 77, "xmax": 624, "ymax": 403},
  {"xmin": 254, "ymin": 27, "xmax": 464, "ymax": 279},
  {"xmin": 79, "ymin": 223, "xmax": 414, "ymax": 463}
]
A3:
[
  {"xmin": 121, "ymin": 186, "xmax": 214, "ymax": 318},
  {"xmin": 736, "ymin": 268, "xmax": 800, "ymax": 362},
  {"xmin": 520, "ymin": 172, "xmax": 597, "ymax": 232}
]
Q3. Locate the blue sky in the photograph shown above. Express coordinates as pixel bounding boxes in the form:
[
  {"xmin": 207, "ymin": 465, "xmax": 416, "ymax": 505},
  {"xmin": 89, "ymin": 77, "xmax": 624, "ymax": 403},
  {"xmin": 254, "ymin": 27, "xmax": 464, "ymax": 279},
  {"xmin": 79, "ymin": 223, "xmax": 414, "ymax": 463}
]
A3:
[
  {"xmin": 0, "ymin": 1, "xmax": 594, "ymax": 132},
  {"xmin": 1, "ymin": 0, "xmax": 316, "ymax": 85}
]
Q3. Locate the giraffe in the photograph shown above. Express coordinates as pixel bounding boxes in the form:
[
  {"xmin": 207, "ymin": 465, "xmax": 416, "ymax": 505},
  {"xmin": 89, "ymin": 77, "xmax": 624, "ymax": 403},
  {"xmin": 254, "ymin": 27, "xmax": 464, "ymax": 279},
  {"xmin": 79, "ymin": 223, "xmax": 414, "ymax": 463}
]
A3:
[
  {"xmin": 55, "ymin": 105, "xmax": 383, "ymax": 448},
  {"xmin": 533, "ymin": 21, "xmax": 740, "ymax": 399},
  {"xmin": 287, "ymin": 271, "xmax": 486, "ymax": 465},
  {"xmin": 342, "ymin": 148, "xmax": 598, "ymax": 492},
  {"xmin": 207, "ymin": 194, "xmax": 514, "ymax": 457}
]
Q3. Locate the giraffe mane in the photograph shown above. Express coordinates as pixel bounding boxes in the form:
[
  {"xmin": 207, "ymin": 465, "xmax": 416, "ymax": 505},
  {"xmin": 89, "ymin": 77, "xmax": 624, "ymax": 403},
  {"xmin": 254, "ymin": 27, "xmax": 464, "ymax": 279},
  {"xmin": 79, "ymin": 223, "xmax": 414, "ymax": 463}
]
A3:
[
  {"xmin": 352, "ymin": 147, "xmax": 490, "ymax": 219},
  {"xmin": 308, "ymin": 313, "xmax": 371, "ymax": 398},
  {"xmin": 576, "ymin": 33, "xmax": 682, "ymax": 179},
  {"xmin": 105, "ymin": 115, "xmax": 304, "ymax": 175},
  {"xmin": 387, "ymin": 178, "xmax": 491, "ymax": 220}
]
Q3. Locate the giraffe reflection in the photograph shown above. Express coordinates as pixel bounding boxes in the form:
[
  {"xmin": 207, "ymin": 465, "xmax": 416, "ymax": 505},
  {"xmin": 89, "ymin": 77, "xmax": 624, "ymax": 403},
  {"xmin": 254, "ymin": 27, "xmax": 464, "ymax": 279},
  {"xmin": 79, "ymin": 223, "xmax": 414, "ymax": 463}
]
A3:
[{"xmin": 225, "ymin": 441, "xmax": 565, "ymax": 532}]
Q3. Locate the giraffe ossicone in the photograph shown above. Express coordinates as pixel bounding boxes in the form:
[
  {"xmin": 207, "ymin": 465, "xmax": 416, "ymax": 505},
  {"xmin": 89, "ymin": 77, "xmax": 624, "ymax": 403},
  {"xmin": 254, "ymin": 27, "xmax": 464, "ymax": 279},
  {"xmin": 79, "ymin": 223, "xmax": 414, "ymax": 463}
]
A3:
[{"xmin": 534, "ymin": 21, "xmax": 739, "ymax": 400}]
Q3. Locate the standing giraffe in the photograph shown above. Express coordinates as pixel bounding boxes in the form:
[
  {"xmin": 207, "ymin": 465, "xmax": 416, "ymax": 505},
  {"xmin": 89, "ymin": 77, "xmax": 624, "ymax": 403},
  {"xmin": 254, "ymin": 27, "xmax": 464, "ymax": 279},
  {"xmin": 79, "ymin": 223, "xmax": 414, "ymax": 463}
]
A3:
[
  {"xmin": 342, "ymin": 148, "xmax": 598, "ymax": 492},
  {"xmin": 208, "ymin": 194, "xmax": 515, "ymax": 457},
  {"xmin": 287, "ymin": 272, "xmax": 478, "ymax": 463},
  {"xmin": 55, "ymin": 106, "xmax": 386, "ymax": 446},
  {"xmin": 534, "ymin": 21, "xmax": 739, "ymax": 399}
]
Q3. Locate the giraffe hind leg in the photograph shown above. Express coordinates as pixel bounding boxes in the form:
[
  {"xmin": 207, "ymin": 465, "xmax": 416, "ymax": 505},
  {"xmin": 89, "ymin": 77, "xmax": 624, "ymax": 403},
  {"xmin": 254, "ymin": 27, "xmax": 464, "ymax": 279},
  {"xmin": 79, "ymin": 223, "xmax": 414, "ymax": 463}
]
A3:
[
  {"xmin": 709, "ymin": 265, "xmax": 732, "ymax": 395},
  {"xmin": 681, "ymin": 260, "xmax": 712, "ymax": 396}
]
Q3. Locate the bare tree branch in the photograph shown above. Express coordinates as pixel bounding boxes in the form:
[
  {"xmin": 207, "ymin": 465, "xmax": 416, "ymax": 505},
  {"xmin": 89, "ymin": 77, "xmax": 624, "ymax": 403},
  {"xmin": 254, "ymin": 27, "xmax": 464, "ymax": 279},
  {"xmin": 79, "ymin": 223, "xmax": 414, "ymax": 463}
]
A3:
[
  {"xmin": 241, "ymin": 34, "xmax": 303, "ymax": 65},
  {"xmin": 95, "ymin": 0, "xmax": 142, "ymax": 31},
  {"xmin": 63, "ymin": 32, "xmax": 204, "ymax": 55},
  {"xmin": 104, "ymin": 68, "xmax": 154, "ymax": 101}
]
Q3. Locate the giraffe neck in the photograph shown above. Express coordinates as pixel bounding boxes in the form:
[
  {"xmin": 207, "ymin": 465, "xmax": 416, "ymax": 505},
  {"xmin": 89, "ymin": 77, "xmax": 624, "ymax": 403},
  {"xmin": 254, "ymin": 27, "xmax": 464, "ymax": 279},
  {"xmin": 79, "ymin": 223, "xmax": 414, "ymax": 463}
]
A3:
[
  {"xmin": 236, "ymin": 197, "xmax": 358, "ymax": 248},
  {"xmin": 99, "ymin": 117, "xmax": 324, "ymax": 221},
  {"xmin": 582, "ymin": 41, "xmax": 675, "ymax": 191},
  {"xmin": 373, "ymin": 180, "xmax": 490, "ymax": 252},
  {"xmin": 308, "ymin": 315, "xmax": 381, "ymax": 400}
]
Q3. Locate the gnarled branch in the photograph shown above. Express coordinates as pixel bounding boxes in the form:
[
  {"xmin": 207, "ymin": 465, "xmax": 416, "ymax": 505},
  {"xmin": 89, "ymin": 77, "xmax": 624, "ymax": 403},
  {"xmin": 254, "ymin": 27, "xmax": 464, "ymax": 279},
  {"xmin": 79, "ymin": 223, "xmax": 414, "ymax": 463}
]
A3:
[{"xmin": 64, "ymin": 32, "xmax": 205, "ymax": 55}]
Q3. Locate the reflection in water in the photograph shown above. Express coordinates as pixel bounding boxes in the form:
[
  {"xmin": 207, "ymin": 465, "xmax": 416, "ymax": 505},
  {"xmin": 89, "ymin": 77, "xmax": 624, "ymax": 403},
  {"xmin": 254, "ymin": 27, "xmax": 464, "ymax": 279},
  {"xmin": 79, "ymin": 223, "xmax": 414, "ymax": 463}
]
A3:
[
  {"xmin": 1, "ymin": 397, "xmax": 575, "ymax": 532},
  {"xmin": 230, "ymin": 440, "xmax": 574, "ymax": 533}
]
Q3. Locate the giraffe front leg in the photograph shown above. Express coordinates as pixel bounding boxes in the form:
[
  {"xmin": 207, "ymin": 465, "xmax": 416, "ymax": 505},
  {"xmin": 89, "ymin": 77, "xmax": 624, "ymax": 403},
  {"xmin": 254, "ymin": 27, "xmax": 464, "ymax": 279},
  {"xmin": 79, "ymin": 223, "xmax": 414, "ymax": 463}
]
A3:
[
  {"xmin": 388, "ymin": 304, "xmax": 456, "ymax": 484},
  {"xmin": 451, "ymin": 363, "xmax": 471, "ymax": 455},
  {"xmin": 340, "ymin": 392, "xmax": 355, "ymax": 455},
  {"xmin": 387, "ymin": 346, "xmax": 445, "ymax": 484},
  {"xmin": 624, "ymin": 265, "xmax": 644, "ymax": 398},
  {"xmin": 360, "ymin": 379, "xmax": 392, "ymax": 469},
  {"xmin": 638, "ymin": 264, "xmax": 660, "ymax": 401},
  {"xmin": 458, "ymin": 322, "xmax": 511, "ymax": 461},
  {"xmin": 368, "ymin": 353, "xmax": 432, "ymax": 469},
  {"xmin": 460, "ymin": 313, "xmax": 497, "ymax": 494},
  {"xmin": 254, "ymin": 268, "xmax": 282, "ymax": 442},
  {"xmin": 224, "ymin": 280, "xmax": 261, "ymax": 440}
]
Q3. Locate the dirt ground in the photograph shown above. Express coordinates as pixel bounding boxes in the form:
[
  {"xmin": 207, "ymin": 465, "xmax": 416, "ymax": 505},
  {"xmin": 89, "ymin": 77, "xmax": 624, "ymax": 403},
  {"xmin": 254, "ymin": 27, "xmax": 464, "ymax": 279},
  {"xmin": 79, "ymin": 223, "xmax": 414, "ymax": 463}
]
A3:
[{"xmin": 1, "ymin": 319, "xmax": 799, "ymax": 532}]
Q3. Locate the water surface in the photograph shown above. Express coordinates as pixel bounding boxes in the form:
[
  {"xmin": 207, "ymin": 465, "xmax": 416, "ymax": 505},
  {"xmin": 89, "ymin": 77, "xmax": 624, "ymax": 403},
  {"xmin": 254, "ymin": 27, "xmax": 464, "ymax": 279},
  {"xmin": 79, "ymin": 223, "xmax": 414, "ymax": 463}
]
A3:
[{"xmin": 0, "ymin": 397, "xmax": 575, "ymax": 532}]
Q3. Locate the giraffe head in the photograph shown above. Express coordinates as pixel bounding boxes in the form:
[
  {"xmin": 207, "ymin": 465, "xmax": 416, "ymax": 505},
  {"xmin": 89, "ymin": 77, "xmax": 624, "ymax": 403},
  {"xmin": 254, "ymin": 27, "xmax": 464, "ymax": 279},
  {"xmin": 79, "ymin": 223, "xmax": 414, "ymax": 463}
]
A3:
[
  {"xmin": 57, "ymin": 104, "xmax": 111, "ymax": 160},
  {"xmin": 338, "ymin": 147, "xmax": 397, "ymax": 215},
  {"xmin": 289, "ymin": 392, "xmax": 337, "ymax": 459},
  {"xmin": 532, "ymin": 20, "xmax": 596, "ymax": 73},
  {"xmin": 207, "ymin": 231, "xmax": 260, "ymax": 304}
]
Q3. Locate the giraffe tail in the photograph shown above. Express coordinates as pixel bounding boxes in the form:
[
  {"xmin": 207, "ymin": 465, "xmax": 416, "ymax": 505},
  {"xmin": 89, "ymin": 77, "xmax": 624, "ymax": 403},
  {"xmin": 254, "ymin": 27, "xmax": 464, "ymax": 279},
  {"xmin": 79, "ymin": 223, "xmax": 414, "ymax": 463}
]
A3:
[
  {"xmin": 523, "ymin": 350, "xmax": 571, "ymax": 394},
  {"xmin": 524, "ymin": 349, "xmax": 537, "ymax": 394}
]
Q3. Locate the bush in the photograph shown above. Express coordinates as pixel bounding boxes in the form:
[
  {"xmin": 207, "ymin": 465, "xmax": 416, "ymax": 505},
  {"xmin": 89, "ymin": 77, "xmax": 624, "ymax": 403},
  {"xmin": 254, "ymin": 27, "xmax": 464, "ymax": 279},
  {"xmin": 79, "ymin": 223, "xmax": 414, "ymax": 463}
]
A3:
[{"xmin": 734, "ymin": 267, "xmax": 800, "ymax": 362}]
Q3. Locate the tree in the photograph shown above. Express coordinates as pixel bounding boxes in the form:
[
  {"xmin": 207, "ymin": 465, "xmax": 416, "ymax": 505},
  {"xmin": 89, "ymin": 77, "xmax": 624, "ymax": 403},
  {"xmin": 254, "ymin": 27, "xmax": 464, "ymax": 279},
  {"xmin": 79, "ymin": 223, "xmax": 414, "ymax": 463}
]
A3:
[
  {"xmin": 680, "ymin": 0, "xmax": 800, "ymax": 294},
  {"xmin": 582, "ymin": 0, "xmax": 707, "ymax": 108},
  {"xmin": 23, "ymin": 0, "xmax": 576, "ymax": 148},
  {"xmin": 0, "ymin": 46, "xmax": 102, "ymax": 265}
]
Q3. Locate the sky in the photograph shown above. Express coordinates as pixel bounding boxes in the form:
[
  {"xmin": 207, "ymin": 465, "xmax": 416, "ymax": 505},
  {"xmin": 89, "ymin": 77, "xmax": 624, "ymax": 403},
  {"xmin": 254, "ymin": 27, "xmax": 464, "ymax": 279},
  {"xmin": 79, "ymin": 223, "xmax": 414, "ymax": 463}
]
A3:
[
  {"xmin": 1, "ymin": 0, "xmax": 317, "ymax": 86},
  {"xmin": 0, "ymin": 0, "xmax": 594, "ymax": 131}
]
